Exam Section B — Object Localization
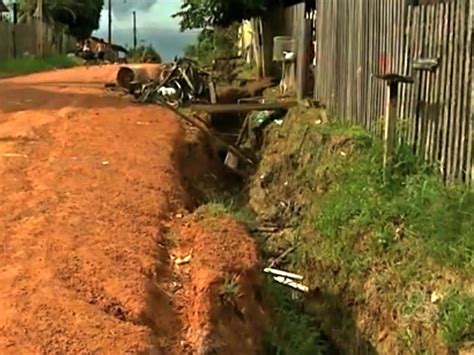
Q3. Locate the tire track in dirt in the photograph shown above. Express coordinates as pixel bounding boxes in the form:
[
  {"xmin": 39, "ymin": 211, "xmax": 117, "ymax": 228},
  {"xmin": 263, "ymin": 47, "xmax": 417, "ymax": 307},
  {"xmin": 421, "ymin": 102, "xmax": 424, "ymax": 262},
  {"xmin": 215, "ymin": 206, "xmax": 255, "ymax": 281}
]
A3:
[{"xmin": 0, "ymin": 67, "xmax": 186, "ymax": 353}]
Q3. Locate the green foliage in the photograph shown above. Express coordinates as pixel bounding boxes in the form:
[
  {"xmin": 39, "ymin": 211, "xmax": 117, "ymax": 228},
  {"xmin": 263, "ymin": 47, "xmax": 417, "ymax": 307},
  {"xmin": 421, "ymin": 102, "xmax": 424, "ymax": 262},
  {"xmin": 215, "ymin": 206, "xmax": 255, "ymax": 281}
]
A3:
[
  {"xmin": 127, "ymin": 45, "xmax": 162, "ymax": 64},
  {"xmin": 184, "ymin": 26, "xmax": 239, "ymax": 64},
  {"xmin": 19, "ymin": 0, "xmax": 103, "ymax": 39},
  {"xmin": 264, "ymin": 280, "xmax": 327, "ymax": 355},
  {"xmin": 314, "ymin": 134, "xmax": 474, "ymax": 273},
  {"xmin": 173, "ymin": 0, "xmax": 268, "ymax": 30},
  {"xmin": 438, "ymin": 291, "xmax": 474, "ymax": 347},
  {"xmin": 220, "ymin": 276, "xmax": 241, "ymax": 305},
  {"xmin": 0, "ymin": 54, "xmax": 80, "ymax": 76},
  {"xmin": 254, "ymin": 108, "xmax": 474, "ymax": 351}
]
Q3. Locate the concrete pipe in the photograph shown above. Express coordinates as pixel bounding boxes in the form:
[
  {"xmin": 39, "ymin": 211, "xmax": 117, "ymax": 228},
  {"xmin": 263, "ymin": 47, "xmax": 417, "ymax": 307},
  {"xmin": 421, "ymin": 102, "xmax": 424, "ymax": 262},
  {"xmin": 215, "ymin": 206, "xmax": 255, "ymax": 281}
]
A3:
[{"xmin": 116, "ymin": 64, "xmax": 164, "ymax": 89}]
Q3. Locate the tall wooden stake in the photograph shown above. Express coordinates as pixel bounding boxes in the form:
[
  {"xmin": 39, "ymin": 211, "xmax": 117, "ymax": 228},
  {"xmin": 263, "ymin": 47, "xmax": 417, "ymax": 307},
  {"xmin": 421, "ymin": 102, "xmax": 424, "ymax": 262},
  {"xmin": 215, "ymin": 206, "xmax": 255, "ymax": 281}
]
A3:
[{"xmin": 384, "ymin": 82, "xmax": 398, "ymax": 170}]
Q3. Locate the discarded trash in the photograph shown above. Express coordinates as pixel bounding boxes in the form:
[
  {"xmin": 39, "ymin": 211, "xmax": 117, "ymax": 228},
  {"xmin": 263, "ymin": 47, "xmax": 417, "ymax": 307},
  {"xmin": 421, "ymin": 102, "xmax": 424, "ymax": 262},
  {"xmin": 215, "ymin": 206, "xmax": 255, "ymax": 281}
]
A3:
[
  {"xmin": 136, "ymin": 121, "xmax": 150, "ymax": 126},
  {"xmin": 175, "ymin": 254, "xmax": 192, "ymax": 265},
  {"xmin": 224, "ymin": 151, "xmax": 239, "ymax": 170},
  {"xmin": 175, "ymin": 213, "xmax": 184, "ymax": 219},
  {"xmin": 340, "ymin": 151, "xmax": 347, "ymax": 157},
  {"xmin": 274, "ymin": 119, "xmax": 284, "ymax": 125},
  {"xmin": 3, "ymin": 153, "xmax": 28, "ymax": 158},
  {"xmin": 431, "ymin": 291, "xmax": 442, "ymax": 304},
  {"xmin": 264, "ymin": 267, "xmax": 304, "ymax": 280},
  {"xmin": 136, "ymin": 57, "xmax": 215, "ymax": 108},
  {"xmin": 273, "ymin": 276, "xmax": 309, "ymax": 293},
  {"xmin": 101, "ymin": 161, "xmax": 110, "ymax": 166},
  {"xmin": 259, "ymin": 171, "xmax": 274, "ymax": 188}
]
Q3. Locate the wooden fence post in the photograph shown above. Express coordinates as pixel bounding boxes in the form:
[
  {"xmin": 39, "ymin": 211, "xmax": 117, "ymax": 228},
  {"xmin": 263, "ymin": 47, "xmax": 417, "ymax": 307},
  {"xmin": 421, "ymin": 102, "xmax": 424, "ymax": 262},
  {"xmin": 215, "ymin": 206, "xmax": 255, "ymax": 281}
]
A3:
[{"xmin": 375, "ymin": 74, "xmax": 414, "ymax": 173}]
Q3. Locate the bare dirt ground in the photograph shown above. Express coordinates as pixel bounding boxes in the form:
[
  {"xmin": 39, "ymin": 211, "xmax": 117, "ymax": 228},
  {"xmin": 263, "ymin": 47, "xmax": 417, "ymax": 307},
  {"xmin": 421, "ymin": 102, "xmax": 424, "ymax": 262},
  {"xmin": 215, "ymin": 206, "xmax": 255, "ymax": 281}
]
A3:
[
  {"xmin": 0, "ymin": 66, "xmax": 265, "ymax": 354},
  {"xmin": 0, "ymin": 66, "xmax": 186, "ymax": 353}
]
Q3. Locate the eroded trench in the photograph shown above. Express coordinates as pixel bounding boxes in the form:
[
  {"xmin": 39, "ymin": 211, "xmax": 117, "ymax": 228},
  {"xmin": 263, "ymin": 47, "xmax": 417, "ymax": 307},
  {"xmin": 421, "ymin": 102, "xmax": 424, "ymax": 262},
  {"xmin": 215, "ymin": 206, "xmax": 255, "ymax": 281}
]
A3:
[
  {"xmin": 145, "ymin": 113, "xmax": 267, "ymax": 354},
  {"xmin": 146, "ymin": 87, "xmax": 339, "ymax": 354}
]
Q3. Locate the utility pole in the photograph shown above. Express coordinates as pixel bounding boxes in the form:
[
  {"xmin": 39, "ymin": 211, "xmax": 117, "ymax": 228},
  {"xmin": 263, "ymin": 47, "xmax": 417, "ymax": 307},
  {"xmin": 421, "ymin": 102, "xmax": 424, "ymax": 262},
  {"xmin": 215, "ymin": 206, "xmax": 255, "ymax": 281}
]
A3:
[
  {"xmin": 133, "ymin": 11, "xmax": 137, "ymax": 50},
  {"xmin": 37, "ymin": 0, "xmax": 44, "ymax": 56},
  {"xmin": 12, "ymin": 2, "xmax": 18, "ymax": 58},
  {"xmin": 108, "ymin": 0, "xmax": 112, "ymax": 44},
  {"xmin": 13, "ymin": 3, "xmax": 18, "ymax": 24}
]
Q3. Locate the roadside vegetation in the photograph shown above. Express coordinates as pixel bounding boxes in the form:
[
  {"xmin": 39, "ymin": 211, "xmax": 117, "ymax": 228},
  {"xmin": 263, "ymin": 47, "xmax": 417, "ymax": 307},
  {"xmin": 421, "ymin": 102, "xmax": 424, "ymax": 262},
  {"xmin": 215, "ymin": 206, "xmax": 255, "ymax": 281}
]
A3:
[
  {"xmin": 249, "ymin": 106, "xmax": 474, "ymax": 353},
  {"xmin": 127, "ymin": 45, "xmax": 162, "ymax": 64},
  {"xmin": 0, "ymin": 55, "xmax": 80, "ymax": 77},
  {"xmin": 174, "ymin": 3, "xmax": 473, "ymax": 351},
  {"xmin": 184, "ymin": 25, "xmax": 239, "ymax": 65}
]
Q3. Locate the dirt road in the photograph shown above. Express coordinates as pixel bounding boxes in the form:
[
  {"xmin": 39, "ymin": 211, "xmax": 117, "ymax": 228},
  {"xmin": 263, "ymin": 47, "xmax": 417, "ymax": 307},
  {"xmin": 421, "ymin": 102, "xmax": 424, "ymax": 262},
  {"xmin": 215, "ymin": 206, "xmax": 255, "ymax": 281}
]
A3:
[{"xmin": 0, "ymin": 66, "xmax": 185, "ymax": 353}]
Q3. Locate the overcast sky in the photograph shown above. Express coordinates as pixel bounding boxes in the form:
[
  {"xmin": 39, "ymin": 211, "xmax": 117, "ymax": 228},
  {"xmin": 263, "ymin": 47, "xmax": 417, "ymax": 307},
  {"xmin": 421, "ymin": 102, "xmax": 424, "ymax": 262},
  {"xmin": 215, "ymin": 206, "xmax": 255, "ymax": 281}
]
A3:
[{"xmin": 93, "ymin": 0, "xmax": 198, "ymax": 60}]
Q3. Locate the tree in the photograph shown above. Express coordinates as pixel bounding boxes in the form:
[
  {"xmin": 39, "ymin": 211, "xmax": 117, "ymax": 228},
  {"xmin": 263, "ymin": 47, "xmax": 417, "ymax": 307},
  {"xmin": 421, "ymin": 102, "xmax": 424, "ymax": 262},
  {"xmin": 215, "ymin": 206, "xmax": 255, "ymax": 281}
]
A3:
[
  {"xmin": 173, "ymin": 0, "xmax": 268, "ymax": 31},
  {"xmin": 18, "ymin": 0, "xmax": 103, "ymax": 39},
  {"xmin": 184, "ymin": 25, "xmax": 239, "ymax": 64},
  {"xmin": 51, "ymin": 0, "xmax": 103, "ymax": 39}
]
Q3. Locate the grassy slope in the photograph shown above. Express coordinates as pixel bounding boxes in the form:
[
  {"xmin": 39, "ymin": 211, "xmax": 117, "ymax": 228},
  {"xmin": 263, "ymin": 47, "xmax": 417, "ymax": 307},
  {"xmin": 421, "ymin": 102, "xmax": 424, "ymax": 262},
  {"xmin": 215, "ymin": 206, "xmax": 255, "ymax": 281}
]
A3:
[
  {"xmin": 0, "ymin": 55, "xmax": 80, "ymax": 77},
  {"xmin": 249, "ymin": 106, "xmax": 474, "ymax": 354}
]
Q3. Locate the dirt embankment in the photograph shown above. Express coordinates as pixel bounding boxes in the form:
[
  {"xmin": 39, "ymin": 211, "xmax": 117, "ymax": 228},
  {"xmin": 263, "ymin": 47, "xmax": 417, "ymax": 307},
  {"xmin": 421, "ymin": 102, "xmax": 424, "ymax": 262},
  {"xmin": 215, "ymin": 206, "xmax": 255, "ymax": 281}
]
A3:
[
  {"xmin": 160, "ymin": 212, "xmax": 266, "ymax": 354},
  {"xmin": 0, "ymin": 66, "xmax": 266, "ymax": 354}
]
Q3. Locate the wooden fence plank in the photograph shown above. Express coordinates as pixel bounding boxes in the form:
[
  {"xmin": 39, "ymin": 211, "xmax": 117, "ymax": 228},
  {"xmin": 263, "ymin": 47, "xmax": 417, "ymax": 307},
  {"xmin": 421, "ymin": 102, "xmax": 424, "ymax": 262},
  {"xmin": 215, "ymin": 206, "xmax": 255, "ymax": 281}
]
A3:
[
  {"xmin": 432, "ymin": 2, "xmax": 446, "ymax": 167},
  {"xmin": 452, "ymin": 1, "xmax": 468, "ymax": 181},
  {"xmin": 446, "ymin": 1, "xmax": 461, "ymax": 181},
  {"xmin": 466, "ymin": 0, "xmax": 474, "ymax": 185},
  {"xmin": 313, "ymin": 0, "xmax": 473, "ymax": 185},
  {"xmin": 423, "ymin": 4, "xmax": 436, "ymax": 162}
]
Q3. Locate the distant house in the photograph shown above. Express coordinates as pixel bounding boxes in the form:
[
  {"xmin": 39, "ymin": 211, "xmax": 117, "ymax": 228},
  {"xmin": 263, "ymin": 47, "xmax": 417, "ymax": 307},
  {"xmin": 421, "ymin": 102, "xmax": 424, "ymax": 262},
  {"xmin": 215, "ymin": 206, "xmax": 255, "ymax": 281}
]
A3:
[
  {"xmin": 243, "ymin": 0, "xmax": 316, "ymax": 98},
  {"xmin": 89, "ymin": 36, "xmax": 128, "ymax": 63}
]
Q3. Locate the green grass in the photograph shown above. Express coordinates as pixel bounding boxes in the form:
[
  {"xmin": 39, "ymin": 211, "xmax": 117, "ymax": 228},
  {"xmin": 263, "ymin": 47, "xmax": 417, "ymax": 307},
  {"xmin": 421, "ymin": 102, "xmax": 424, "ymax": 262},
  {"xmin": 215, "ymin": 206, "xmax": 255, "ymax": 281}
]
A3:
[
  {"xmin": 253, "ymin": 107, "xmax": 474, "ymax": 351},
  {"xmin": 264, "ymin": 280, "xmax": 327, "ymax": 355},
  {"xmin": 438, "ymin": 291, "xmax": 474, "ymax": 347},
  {"xmin": 0, "ymin": 55, "xmax": 81, "ymax": 77},
  {"xmin": 220, "ymin": 276, "xmax": 241, "ymax": 305},
  {"xmin": 313, "ymin": 135, "xmax": 474, "ymax": 274}
]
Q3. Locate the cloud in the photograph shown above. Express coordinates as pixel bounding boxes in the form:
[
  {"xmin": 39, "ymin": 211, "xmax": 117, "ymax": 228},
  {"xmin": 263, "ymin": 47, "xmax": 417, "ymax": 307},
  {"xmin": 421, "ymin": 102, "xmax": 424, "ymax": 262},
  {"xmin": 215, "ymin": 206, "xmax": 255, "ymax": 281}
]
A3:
[
  {"xmin": 105, "ymin": 0, "xmax": 158, "ymax": 19},
  {"xmin": 94, "ymin": 27, "xmax": 198, "ymax": 61}
]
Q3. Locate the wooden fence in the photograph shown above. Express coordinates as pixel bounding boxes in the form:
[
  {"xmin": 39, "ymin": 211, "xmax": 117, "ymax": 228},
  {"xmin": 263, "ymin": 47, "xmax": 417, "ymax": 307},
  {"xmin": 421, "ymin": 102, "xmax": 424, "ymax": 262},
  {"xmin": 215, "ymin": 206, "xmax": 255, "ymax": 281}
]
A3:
[
  {"xmin": 314, "ymin": 0, "xmax": 474, "ymax": 185},
  {"xmin": 0, "ymin": 20, "xmax": 76, "ymax": 60}
]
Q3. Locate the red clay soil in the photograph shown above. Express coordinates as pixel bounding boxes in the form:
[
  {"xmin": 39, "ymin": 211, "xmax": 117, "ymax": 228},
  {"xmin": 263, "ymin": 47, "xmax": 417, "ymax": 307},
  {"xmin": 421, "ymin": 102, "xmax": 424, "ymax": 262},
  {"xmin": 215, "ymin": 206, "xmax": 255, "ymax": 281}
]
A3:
[
  {"xmin": 0, "ymin": 66, "xmax": 187, "ymax": 353},
  {"xmin": 0, "ymin": 65, "xmax": 266, "ymax": 354},
  {"xmin": 164, "ymin": 214, "xmax": 266, "ymax": 354}
]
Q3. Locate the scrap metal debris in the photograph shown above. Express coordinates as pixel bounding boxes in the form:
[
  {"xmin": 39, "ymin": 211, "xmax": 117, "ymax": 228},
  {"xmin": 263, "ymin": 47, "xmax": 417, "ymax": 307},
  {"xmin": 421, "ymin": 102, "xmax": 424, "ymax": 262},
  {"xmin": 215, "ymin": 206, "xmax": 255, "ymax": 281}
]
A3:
[{"xmin": 134, "ymin": 57, "xmax": 216, "ymax": 108}]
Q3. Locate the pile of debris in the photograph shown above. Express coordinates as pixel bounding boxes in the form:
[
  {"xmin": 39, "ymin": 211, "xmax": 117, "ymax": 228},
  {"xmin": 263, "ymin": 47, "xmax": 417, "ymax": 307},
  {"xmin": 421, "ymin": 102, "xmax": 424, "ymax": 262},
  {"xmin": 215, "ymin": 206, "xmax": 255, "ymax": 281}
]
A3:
[{"xmin": 114, "ymin": 58, "xmax": 217, "ymax": 108}]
